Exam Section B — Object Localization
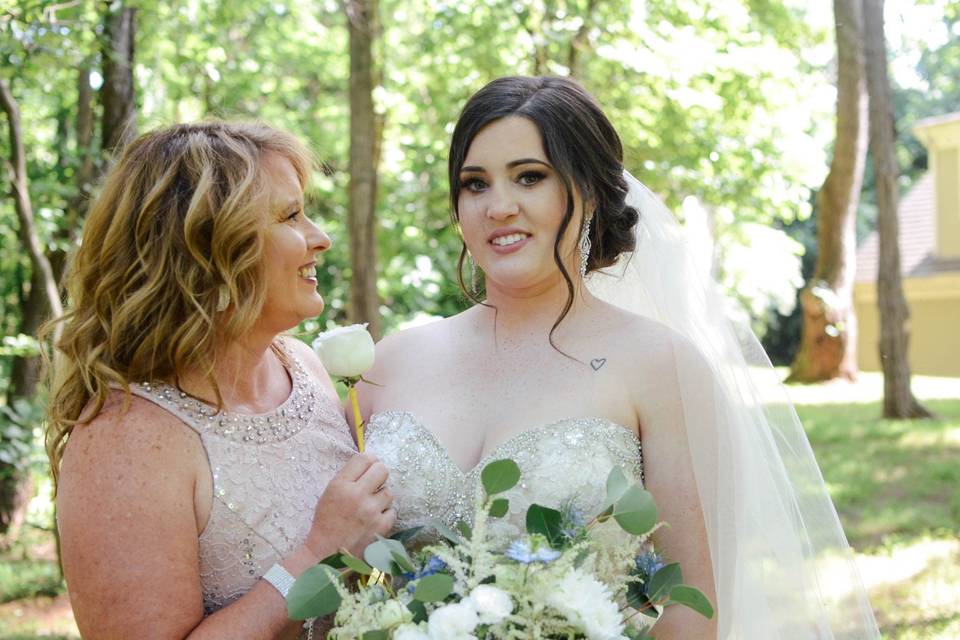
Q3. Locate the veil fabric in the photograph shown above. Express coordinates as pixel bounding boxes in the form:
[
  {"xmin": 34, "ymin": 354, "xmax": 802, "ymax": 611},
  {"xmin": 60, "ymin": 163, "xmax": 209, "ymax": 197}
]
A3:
[{"xmin": 587, "ymin": 174, "xmax": 880, "ymax": 639}]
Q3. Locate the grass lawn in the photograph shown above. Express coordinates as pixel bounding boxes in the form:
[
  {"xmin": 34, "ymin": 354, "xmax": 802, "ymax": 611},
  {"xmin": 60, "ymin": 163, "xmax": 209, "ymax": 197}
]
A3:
[{"xmin": 1, "ymin": 373, "xmax": 958, "ymax": 638}]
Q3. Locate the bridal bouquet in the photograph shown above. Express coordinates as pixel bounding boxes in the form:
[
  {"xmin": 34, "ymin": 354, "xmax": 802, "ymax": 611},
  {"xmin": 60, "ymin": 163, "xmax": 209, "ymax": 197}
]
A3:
[{"xmin": 287, "ymin": 460, "xmax": 713, "ymax": 639}]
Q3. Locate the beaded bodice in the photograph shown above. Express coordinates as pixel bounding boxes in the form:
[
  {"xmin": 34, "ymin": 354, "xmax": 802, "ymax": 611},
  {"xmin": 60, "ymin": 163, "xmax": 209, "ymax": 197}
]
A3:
[
  {"xmin": 128, "ymin": 340, "xmax": 355, "ymax": 632},
  {"xmin": 364, "ymin": 412, "xmax": 644, "ymax": 542}
]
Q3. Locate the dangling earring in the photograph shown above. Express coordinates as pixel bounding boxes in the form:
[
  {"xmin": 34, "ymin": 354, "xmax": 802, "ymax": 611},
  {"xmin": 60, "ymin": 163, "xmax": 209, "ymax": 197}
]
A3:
[
  {"xmin": 216, "ymin": 284, "xmax": 230, "ymax": 313},
  {"xmin": 579, "ymin": 215, "xmax": 593, "ymax": 277},
  {"xmin": 468, "ymin": 253, "xmax": 480, "ymax": 297}
]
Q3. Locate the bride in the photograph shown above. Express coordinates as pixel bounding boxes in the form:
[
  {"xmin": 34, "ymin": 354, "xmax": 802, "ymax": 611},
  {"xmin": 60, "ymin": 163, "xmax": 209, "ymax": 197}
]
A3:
[{"xmin": 359, "ymin": 76, "xmax": 879, "ymax": 639}]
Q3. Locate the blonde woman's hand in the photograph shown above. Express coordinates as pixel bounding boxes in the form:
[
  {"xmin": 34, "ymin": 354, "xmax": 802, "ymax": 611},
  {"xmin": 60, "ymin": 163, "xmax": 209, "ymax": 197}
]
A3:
[{"xmin": 305, "ymin": 453, "xmax": 396, "ymax": 559}]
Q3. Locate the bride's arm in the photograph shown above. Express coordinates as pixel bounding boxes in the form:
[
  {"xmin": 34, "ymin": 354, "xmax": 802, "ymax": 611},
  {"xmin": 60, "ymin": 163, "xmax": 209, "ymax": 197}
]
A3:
[{"xmin": 632, "ymin": 332, "xmax": 718, "ymax": 640}]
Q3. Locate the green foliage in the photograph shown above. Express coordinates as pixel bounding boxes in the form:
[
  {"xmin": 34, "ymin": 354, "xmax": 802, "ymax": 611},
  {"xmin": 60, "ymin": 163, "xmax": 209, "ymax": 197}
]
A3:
[
  {"xmin": 479, "ymin": 458, "xmax": 521, "ymax": 495},
  {"xmin": 0, "ymin": 559, "xmax": 63, "ymax": 604}
]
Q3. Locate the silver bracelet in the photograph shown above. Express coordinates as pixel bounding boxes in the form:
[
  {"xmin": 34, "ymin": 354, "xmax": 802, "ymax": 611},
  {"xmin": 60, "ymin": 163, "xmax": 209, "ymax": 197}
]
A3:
[{"xmin": 262, "ymin": 563, "xmax": 296, "ymax": 599}]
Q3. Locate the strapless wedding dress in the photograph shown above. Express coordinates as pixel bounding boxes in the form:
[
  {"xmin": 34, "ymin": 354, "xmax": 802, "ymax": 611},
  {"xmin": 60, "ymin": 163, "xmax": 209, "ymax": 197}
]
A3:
[{"xmin": 364, "ymin": 411, "xmax": 644, "ymax": 542}]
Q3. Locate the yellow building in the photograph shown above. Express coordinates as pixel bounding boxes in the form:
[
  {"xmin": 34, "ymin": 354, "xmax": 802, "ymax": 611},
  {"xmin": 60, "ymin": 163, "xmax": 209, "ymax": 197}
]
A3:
[{"xmin": 854, "ymin": 112, "xmax": 960, "ymax": 377}]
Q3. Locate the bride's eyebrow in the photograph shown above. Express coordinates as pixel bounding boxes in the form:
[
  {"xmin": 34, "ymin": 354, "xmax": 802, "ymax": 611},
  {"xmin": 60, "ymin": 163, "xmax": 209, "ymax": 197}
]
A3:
[{"xmin": 460, "ymin": 158, "xmax": 552, "ymax": 173}]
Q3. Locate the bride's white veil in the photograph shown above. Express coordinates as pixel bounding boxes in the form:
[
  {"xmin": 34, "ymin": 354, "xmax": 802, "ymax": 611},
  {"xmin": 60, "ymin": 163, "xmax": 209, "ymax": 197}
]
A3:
[{"xmin": 588, "ymin": 173, "xmax": 880, "ymax": 638}]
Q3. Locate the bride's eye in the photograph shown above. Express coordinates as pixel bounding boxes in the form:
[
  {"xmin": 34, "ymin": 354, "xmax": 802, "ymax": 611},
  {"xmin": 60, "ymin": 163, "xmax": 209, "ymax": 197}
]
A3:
[
  {"xmin": 517, "ymin": 171, "xmax": 545, "ymax": 186},
  {"xmin": 462, "ymin": 177, "xmax": 487, "ymax": 193},
  {"xmin": 285, "ymin": 210, "xmax": 301, "ymax": 222}
]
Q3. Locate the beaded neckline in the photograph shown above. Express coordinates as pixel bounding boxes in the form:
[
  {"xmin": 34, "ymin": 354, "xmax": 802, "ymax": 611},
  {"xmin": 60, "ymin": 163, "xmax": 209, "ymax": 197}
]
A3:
[
  {"xmin": 367, "ymin": 410, "xmax": 643, "ymax": 478},
  {"xmin": 133, "ymin": 348, "xmax": 324, "ymax": 445}
]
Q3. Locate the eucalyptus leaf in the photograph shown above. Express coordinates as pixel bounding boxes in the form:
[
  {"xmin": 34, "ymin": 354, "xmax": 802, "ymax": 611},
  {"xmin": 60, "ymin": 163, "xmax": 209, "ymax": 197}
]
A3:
[
  {"xmin": 525, "ymin": 504, "xmax": 563, "ymax": 547},
  {"xmin": 391, "ymin": 526, "xmax": 424, "ymax": 544},
  {"xmin": 613, "ymin": 486, "xmax": 658, "ymax": 535},
  {"xmin": 286, "ymin": 564, "xmax": 341, "ymax": 620},
  {"xmin": 668, "ymin": 585, "xmax": 715, "ymax": 619},
  {"xmin": 317, "ymin": 552, "xmax": 346, "ymax": 570},
  {"xmin": 341, "ymin": 555, "xmax": 373, "ymax": 576},
  {"xmin": 362, "ymin": 631, "xmax": 389, "ymax": 640},
  {"xmin": 429, "ymin": 518, "xmax": 462, "ymax": 544},
  {"xmin": 456, "ymin": 521, "xmax": 472, "ymax": 540},
  {"xmin": 363, "ymin": 537, "xmax": 411, "ymax": 575},
  {"xmin": 604, "ymin": 465, "xmax": 631, "ymax": 508},
  {"xmin": 480, "ymin": 458, "xmax": 521, "ymax": 495},
  {"xmin": 489, "ymin": 497, "xmax": 509, "ymax": 518},
  {"xmin": 413, "ymin": 573, "xmax": 454, "ymax": 602},
  {"xmin": 648, "ymin": 563, "xmax": 683, "ymax": 602}
]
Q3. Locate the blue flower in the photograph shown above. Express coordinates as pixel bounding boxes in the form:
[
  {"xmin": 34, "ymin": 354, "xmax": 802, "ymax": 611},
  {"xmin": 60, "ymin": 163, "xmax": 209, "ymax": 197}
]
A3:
[
  {"xmin": 634, "ymin": 549, "xmax": 666, "ymax": 582},
  {"xmin": 403, "ymin": 555, "xmax": 448, "ymax": 592},
  {"xmin": 560, "ymin": 504, "xmax": 587, "ymax": 541},
  {"xmin": 505, "ymin": 536, "xmax": 561, "ymax": 564}
]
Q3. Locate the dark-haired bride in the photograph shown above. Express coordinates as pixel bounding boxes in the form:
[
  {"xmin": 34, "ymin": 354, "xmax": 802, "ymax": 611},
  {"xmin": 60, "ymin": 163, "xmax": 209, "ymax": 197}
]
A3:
[{"xmin": 359, "ymin": 76, "xmax": 879, "ymax": 639}]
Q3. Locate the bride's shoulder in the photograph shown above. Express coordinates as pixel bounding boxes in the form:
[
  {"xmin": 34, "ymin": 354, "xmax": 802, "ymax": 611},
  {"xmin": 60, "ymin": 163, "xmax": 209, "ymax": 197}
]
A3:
[{"xmin": 597, "ymin": 304, "xmax": 709, "ymax": 377}]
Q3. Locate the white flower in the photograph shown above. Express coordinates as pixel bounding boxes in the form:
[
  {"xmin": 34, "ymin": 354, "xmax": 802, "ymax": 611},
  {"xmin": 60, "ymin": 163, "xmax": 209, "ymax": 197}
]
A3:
[
  {"xmin": 465, "ymin": 585, "xmax": 513, "ymax": 624},
  {"xmin": 394, "ymin": 623, "xmax": 432, "ymax": 640},
  {"xmin": 427, "ymin": 601, "xmax": 479, "ymax": 639},
  {"xmin": 312, "ymin": 323, "xmax": 375, "ymax": 378},
  {"xmin": 546, "ymin": 568, "xmax": 625, "ymax": 640},
  {"xmin": 378, "ymin": 599, "xmax": 411, "ymax": 628}
]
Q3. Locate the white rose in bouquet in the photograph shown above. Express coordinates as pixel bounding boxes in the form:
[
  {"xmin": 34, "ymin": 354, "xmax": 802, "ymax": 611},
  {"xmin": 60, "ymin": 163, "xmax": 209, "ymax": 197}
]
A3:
[
  {"xmin": 311, "ymin": 323, "xmax": 375, "ymax": 379},
  {"xmin": 465, "ymin": 585, "xmax": 513, "ymax": 624},
  {"xmin": 427, "ymin": 601, "xmax": 479, "ymax": 639}
]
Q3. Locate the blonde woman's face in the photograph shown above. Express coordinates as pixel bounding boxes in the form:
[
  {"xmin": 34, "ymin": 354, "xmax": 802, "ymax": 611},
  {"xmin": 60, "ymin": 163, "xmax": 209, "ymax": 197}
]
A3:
[{"xmin": 259, "ymin": 152, "xmax": 330, "ymax": 332}]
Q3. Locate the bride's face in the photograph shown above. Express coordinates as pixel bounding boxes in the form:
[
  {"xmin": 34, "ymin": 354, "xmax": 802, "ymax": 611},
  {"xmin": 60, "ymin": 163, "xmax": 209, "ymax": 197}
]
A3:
[{"xmin": 457, "ymin": 116, "xmax": 585, "ymax": 294}]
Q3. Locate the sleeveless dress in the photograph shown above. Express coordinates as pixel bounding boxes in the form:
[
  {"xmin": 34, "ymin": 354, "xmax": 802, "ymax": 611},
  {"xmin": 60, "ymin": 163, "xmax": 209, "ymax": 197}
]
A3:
[
  {"xmin": 128, "ymin": 339, "xmax": 355, "ymax": 637},
  {"xmin": 363, "ymin": 411, "xmax": 645, "ymax": 543}
]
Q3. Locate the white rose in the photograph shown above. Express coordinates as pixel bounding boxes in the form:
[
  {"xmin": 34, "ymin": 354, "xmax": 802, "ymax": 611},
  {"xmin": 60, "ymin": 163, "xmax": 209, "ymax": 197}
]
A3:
[
  {"xmin": 427, "ymin": 601, "xmax": 479, "ymax": 639},
  {"xmin": 378, "ymin": 599, "xmax": 411, "ymax": 629},
  {"xmin": 465, "ymin": 585, "xmax": 513, "ymax": 624},
  {"xmin": 394, "ymin": 623, "xmax": 432, "ymax": 640},
  {"xmin": 311, "ymin": 323, "xmax": 375, "ymax": 378}
]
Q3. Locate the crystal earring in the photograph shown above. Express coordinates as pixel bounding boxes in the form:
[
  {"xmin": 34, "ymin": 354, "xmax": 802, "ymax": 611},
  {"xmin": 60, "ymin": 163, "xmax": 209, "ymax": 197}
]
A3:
[
  {"xmin": 579, "ymin": 216, "xmax": 593, "ymax": 277},
  {"xmin": 216, "ymin": 284, "xmax": 230, "ymax": 312},
  {"xmin": 468, "ymin": 253, "xmax": 480, "ymax": 296}
]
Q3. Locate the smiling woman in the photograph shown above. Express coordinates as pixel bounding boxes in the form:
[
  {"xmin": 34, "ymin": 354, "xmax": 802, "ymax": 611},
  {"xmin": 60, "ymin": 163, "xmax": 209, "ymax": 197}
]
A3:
[{"xmin": 42, "ymin": 121, "xmax": 395, "ymax": 639}]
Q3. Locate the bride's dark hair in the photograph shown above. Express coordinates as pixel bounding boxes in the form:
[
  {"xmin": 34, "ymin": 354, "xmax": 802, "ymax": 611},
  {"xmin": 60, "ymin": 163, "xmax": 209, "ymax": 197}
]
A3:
[{"xmin": 448, "ymin": 75, "xmax": 639, "ymax": 343}]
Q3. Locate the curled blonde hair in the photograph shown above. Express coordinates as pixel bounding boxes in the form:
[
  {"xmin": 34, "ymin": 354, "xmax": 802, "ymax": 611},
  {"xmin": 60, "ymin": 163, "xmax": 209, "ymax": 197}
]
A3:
[{"xmin": 43, "ymin": 121, "xmax": 312, "ymax": 483}]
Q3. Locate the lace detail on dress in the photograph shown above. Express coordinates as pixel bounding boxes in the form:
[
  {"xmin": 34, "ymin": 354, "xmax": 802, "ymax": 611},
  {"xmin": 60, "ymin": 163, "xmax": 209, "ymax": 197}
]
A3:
[
  {"xmin": 364, "ymin": 412, "xmax": 644, "ymax": 544},
  {"xmin": 128, "ymin": 339, "xmax": 355, "ymax": 637}
]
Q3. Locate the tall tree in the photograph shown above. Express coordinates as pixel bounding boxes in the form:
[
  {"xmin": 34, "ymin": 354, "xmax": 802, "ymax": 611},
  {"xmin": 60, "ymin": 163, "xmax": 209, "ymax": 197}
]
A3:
[
  {"xmin": 345, "ymin": 0, "xmax": 382, "ymax": 338},
  {"xmin": 0, "ymin": 78, "xmax": 64, "ymax": 537},
  {"xmin": 861, "ymin": 0, "xmax": 931, "ymax": 418},
  {"xmin": 101, "ymin": 2, "xmax": 137, "ymax": 155},
  {"xmin": 788, "ymin": 0, "xmax": 867, "ymax": 382}
]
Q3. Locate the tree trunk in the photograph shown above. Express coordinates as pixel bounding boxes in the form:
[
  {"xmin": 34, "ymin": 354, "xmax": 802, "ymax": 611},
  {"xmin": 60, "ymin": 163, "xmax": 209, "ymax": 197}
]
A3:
[
  {"xmin": 101, "ymin": 2, "xmax": 137, "ymax": 156},
  {"xmin": 862, "ymin": 0, "xmax": 932, "ymax": 418},
  {"xmin": 788, "ymin": 0, "xmax": 867, "ymax": 383},
  {"xmin": 566, "ymin": 0, "xmax": 598, "ymax": 78},
  {"xmin": 0, "ymin": 79, "xmax": 64, "ymax": 539},
  {"xmin": 346, "ymin": 0, "xmax": 382, "ymax": 339}
]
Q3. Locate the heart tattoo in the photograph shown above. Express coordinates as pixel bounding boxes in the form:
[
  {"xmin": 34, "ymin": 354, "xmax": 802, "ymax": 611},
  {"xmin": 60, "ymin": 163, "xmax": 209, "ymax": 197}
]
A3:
[{"xmin": 590, "ymin": 358, "xmax": 607, "ymax": 371}]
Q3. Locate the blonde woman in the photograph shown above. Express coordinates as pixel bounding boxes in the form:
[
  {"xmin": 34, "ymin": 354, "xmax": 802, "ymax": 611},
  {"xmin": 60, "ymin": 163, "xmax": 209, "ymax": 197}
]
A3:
[{"xmin": 45, "ymin": 122, "xmax": 394, "ymax": 638}]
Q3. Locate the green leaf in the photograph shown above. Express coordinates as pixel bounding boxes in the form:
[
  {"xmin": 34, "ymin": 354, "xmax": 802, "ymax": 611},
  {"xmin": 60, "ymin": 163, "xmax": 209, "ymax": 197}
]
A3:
[
  {"xmin": 604, "ymin": 466, "xmax": 631, "ymax": 508},
  {"xmin": 362, "ymin": 631, "xmax": 389, "ymax": 640},
  {"xmin": 613, "ymin": 486, "xmax": 658, "ymax": 535},
  {"xmin": 668, "ymin": 585, "xmax": 715, "ymax": 619},
  {"xmin": 317, "ymin": 552, "xmax": 346, "ymax": 570},
  {"xmin": 391, "ymin": 526, "xmax": 424, "ymax": 544},
  {"xmin": 363, "ymin": 537, "xmax": 410, "ymax": 575},
  {"xmin": 341, "ymin": 555, "xmax": 373, "ymax": 575},
  {"xmin": 429, "ymin": 518, "xmax": 462, "ymax": 544},
  {"xmin": 480, "ymin": 458, "xmax": 521, "ymax": 495},
  {"xmin": 648, "ymin": 563, "xmax": 683, "ymax": 602},
  {"xmin": 408, "ymin": 599, "xmax": 428, "ymax": 622},
  {"xmin": 489, "ymin": 497, "xmax": 509, "ymax": 518},
  {"xmin": 525, "ymin": 504, "xmax": 563, "ymax": 547},
  {"xmin": 413, "ymin": 573, "xmax": 454, "ymax": 602},
  {"xmin": 286, "ymin": 564, "xmax": 342, "ymax": 620},
  {"xmin": 456, "ymin": 521, "xmax": 472, "ymax": 540}
]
